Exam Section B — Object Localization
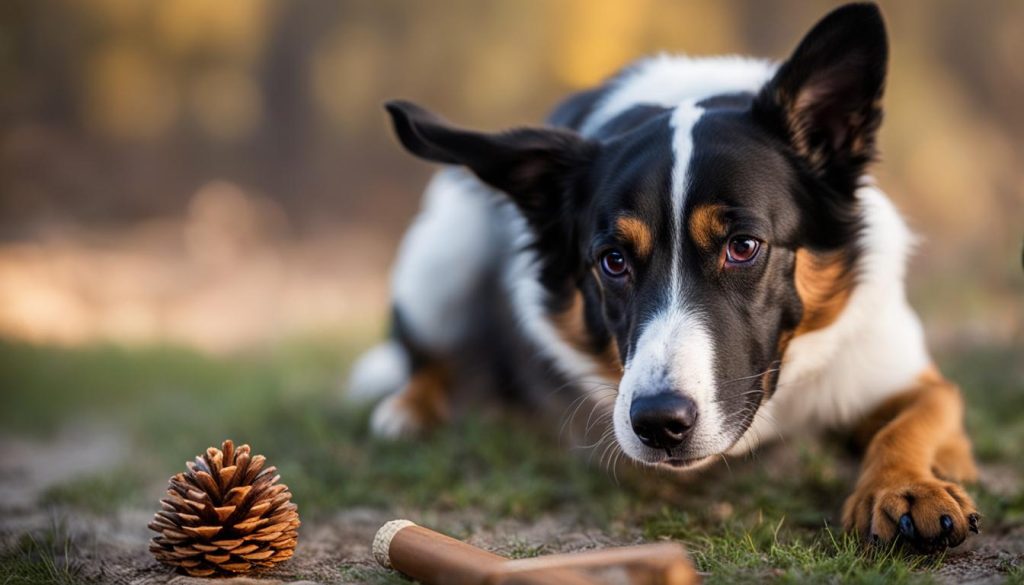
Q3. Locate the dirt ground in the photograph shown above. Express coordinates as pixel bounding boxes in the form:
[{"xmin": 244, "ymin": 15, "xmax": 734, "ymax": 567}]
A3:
[{"xmin": 3, "ymin": 427, "xmax": 1022, "ymax": 585}]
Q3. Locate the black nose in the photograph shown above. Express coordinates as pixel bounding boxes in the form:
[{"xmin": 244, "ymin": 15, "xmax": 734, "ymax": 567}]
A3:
[{"xmin": 630, "ymin": 393, "xmax": 698, "ymax": 450}]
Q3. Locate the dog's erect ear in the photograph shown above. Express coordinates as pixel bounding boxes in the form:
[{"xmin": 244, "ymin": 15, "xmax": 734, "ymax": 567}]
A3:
[
  {"xmin": 385, "ymin": 100, "xmax": 596, "ymax": 220},
  {"xmin": 754, "ymin": 3, "xmax": 888, "ymax": 194}
]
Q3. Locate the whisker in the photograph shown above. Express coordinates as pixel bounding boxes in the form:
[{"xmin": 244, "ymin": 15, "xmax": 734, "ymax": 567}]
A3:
[
  {"xmin": 577, "ymin": 427, "xmax": 615, "ymax": 452},
  {"xmin": 719, "ymin": 361, "xmax": 782, "ymax": 386},
  {"xmin": 558, "ymin": 393, "xmax": 591, "ymax": 441},
  {"xmin": 718, "ymin": 452, "xmax": 732, "ymax": 475},
  {"xmin": 611, "ymin": 448, "xmax": 623, "ymax": 485}
]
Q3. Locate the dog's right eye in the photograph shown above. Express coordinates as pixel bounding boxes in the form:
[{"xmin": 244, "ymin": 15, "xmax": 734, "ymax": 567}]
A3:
[
  {"xmin": 600, "ymin": 250, "xmax": 629, "ymax": 278},
  {"xmin": 725, "ymin": 236, "xmax": 761, "ymax": 265}
]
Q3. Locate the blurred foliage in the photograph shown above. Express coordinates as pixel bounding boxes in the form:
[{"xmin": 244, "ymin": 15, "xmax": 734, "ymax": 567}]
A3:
[{"xmin": 0, "ymin": 0, "xmax": 1020, "ymax": 343}]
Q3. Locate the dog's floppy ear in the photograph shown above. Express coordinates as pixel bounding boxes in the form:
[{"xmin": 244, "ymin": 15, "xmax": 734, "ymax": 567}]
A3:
[
  {"xmin": 385, "ymin": 100, "xmax": 596, "ymax": 222},
  {"xmin": 754, "ymin": 3, "xmax": 888, "ymax": 194}
]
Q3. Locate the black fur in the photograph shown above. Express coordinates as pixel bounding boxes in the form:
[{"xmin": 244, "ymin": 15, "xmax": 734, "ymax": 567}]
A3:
[{"xmin": 753, "ymin": 3, "xmax": 887, "ymax": 196}]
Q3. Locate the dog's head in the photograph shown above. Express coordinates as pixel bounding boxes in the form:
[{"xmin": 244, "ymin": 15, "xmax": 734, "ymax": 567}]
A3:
[{"xmin": 385, "ymin": 4, "xmax": 886, "ymax": 468}]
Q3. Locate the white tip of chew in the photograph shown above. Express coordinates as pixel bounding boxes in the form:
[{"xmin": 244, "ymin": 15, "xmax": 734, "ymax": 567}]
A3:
[
  {"xmin": 346, "ymin": 341, "xmax": 410, "ymax": 404},
  {"xmin": 373, "ymin": 519, "xmax": 417, "ymax": 568}
]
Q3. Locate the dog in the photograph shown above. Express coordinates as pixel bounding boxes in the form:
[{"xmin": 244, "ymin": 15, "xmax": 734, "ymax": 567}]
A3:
[{"xmin": 349, "ymin": 3, "xmax": 979, "ymax": 552}]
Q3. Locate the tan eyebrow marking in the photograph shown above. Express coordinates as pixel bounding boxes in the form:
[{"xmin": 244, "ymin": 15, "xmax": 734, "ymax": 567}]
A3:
[
  {"xmin": 688, "ymin": 204, "xmax": 728, "ymax": 250},
  {"xmin": 615, "ymin": 216, "xmax": 653, "ymax": 258}
]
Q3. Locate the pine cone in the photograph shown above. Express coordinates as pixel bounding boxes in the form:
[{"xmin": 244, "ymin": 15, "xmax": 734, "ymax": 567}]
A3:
[{"xmin": 148, "ymin": 440, "xmax": 300, "ymax": 577}]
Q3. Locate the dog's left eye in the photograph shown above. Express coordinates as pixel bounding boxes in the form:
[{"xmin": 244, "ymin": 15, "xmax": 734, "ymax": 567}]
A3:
[
  {"xmin": 600, "ymin": 250, "xmax": 629, "ymax": 277},
  {"xmin": 726, "ymin": 236, "xmax": 761, "ymax": 264}
]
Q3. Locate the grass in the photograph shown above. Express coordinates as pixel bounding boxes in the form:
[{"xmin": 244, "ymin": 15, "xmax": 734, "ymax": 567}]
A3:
[
  {"xmin": 0, "ymin": 336, "xmax": 1021, "ymax": 583},
  {"xmin": 647, "ymin": 514, "xmax": 936, "ymax": 584},
  {"xmin": 0, "ymin": 520, "xmax": 80, "ymax": 585},
  {"xmin": 1007, "ymin": 562, "xmax": 1024, "ymax": 585}
]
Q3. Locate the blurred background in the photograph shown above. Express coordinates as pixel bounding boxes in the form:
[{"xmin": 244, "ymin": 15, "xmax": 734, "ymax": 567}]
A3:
[{"xmin": 1, "ymin": 0, "xmax": 1021, "ymax": 353}]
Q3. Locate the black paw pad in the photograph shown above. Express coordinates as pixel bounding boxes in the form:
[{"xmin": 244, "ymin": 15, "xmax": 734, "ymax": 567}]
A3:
[
  {"xmin": 898, "ymin": 514, "xmax": 916, "ymax": 539},
  {"xmin": 940, "ymin": 515, "xmax": 954, "ymax": 534}
]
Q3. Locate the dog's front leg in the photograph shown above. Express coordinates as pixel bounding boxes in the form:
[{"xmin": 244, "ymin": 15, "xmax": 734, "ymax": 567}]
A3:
[{"xmin": 842, "ymin": 369, "xmax": 979, "ymax": 552}]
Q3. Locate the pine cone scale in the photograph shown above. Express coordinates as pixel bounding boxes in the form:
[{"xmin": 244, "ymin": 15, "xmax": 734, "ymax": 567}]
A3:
[
  {"xmin": 170, "ymin": 545, "xmax": 200, "ymax": 557},
  {"xmin": 181, "ymin": 525, "xmax": 222, "ymax": 539},
  {"xmin": 213, "ymin": 504, "xmax": 236, "ymax": 522},
  {"xmin": 232, "ymin": 517, "xmax": 268, "ymax": 533},
  {"xmin": 188, "ymin": 543, "xmax": 218, "ymax": 553},
  {"xmin": 231, "ymin": 543, "xmax": 260, "ymax": 555},
  {"xmin": 224, "ymin": 485, "xmax": 252, "ymax": 506},
  {"xmin": 218, "ymin": 465, "xmax": 238, "ymax": 487},
  {"xmin": 221, "ymin": 562, "xmax": 251, "ymax": 572},
  {"xmin": 247, "ymin": 502, "xmax": 272, "ymax": 517},
  {"xmin": 192, "ymin": 471, "xmax": 222, "ymax": 500},
  {"xmin": 186, "ymin": 488, "xmax": 209, "ymax": 504},
  {"xmin": 161, "ymin": 529, "xmax": 189, "ymax": 542},
  {"xmin": 175, "ymin": 512, "xmax": 201, "ymax": 524},
  {"xmin": 243, "ymin": 549, "xmax": 276, "ymax": 561},
  {"xmin": 261, "ymin": 521, "xmax": 292, "ymax": 534}
]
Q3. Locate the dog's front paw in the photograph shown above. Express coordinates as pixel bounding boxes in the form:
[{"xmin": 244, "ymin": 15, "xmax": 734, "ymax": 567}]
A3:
[
  {"xmin": 368, "ymin": 366, "xmax": 449, "ymax": 439},
  {"xmin": 843, "ymin": 473, "xmax": 979, "ymax": 553},
  {"xmin": 369, "ymin": 393, "xmax": 425, "ymax": 439}
]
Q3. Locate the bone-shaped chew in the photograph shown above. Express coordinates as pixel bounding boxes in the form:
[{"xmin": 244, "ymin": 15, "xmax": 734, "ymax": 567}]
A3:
[{"xmin": 372, "ymin": 519, "xmax": 699, "ymax": 585}]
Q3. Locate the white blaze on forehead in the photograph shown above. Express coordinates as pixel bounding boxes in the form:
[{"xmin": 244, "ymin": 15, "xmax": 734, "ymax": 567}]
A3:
[
  {"xmin": 668, "ymin": 101, "xmax": 705, "ymax": 301},
  {"xmin": 613, "ymin": 102, "xmax": 730, "ymax": 463}
]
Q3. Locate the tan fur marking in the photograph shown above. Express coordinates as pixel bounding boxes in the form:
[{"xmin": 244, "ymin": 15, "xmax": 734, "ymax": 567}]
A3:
[
  {"xmin": 842, "ymin": 367, "xmax": 979, "ymax": 550},
  {"xmin": 775, "ymin": 329, "xmax": 796, "ymax": 367},
  {"xmin": 793, "ymin": 249, "xmax": 854, "ymax": 336},
  {"xmin": 393, "ymin": 362, "xmax": 450, "ymax": 428},
  {"xmin": 552, "ymin": 292, "xmax": 623, "ymax": 382},
  {"xmin": 615, "ymin": 216, "xmax": 653, "ymax": 258},
  {"xmin": 687, "ymin": 204, "xmax": 727, "ymax": 250}
]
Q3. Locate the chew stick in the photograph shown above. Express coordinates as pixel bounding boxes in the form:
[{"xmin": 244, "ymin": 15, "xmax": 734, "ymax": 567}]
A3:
[
  {"xmin": 498, "ymin": 543, "xmax": 696, "ymax": 585},
  {"xmin": 372, "ymin": 520, "xmax": 699, "ymax": 585}
]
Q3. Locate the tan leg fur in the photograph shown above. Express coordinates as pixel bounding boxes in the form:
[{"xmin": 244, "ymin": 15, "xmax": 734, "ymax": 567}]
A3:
[{"xmin": 842, "ymin": 368, "xmax": 980, "ymax": 552}]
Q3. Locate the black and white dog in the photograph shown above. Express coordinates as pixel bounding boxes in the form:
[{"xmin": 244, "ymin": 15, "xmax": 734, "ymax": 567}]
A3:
[{"xmin": 350, "ymin": 3, "xmax": 978, "ymax": 552}]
